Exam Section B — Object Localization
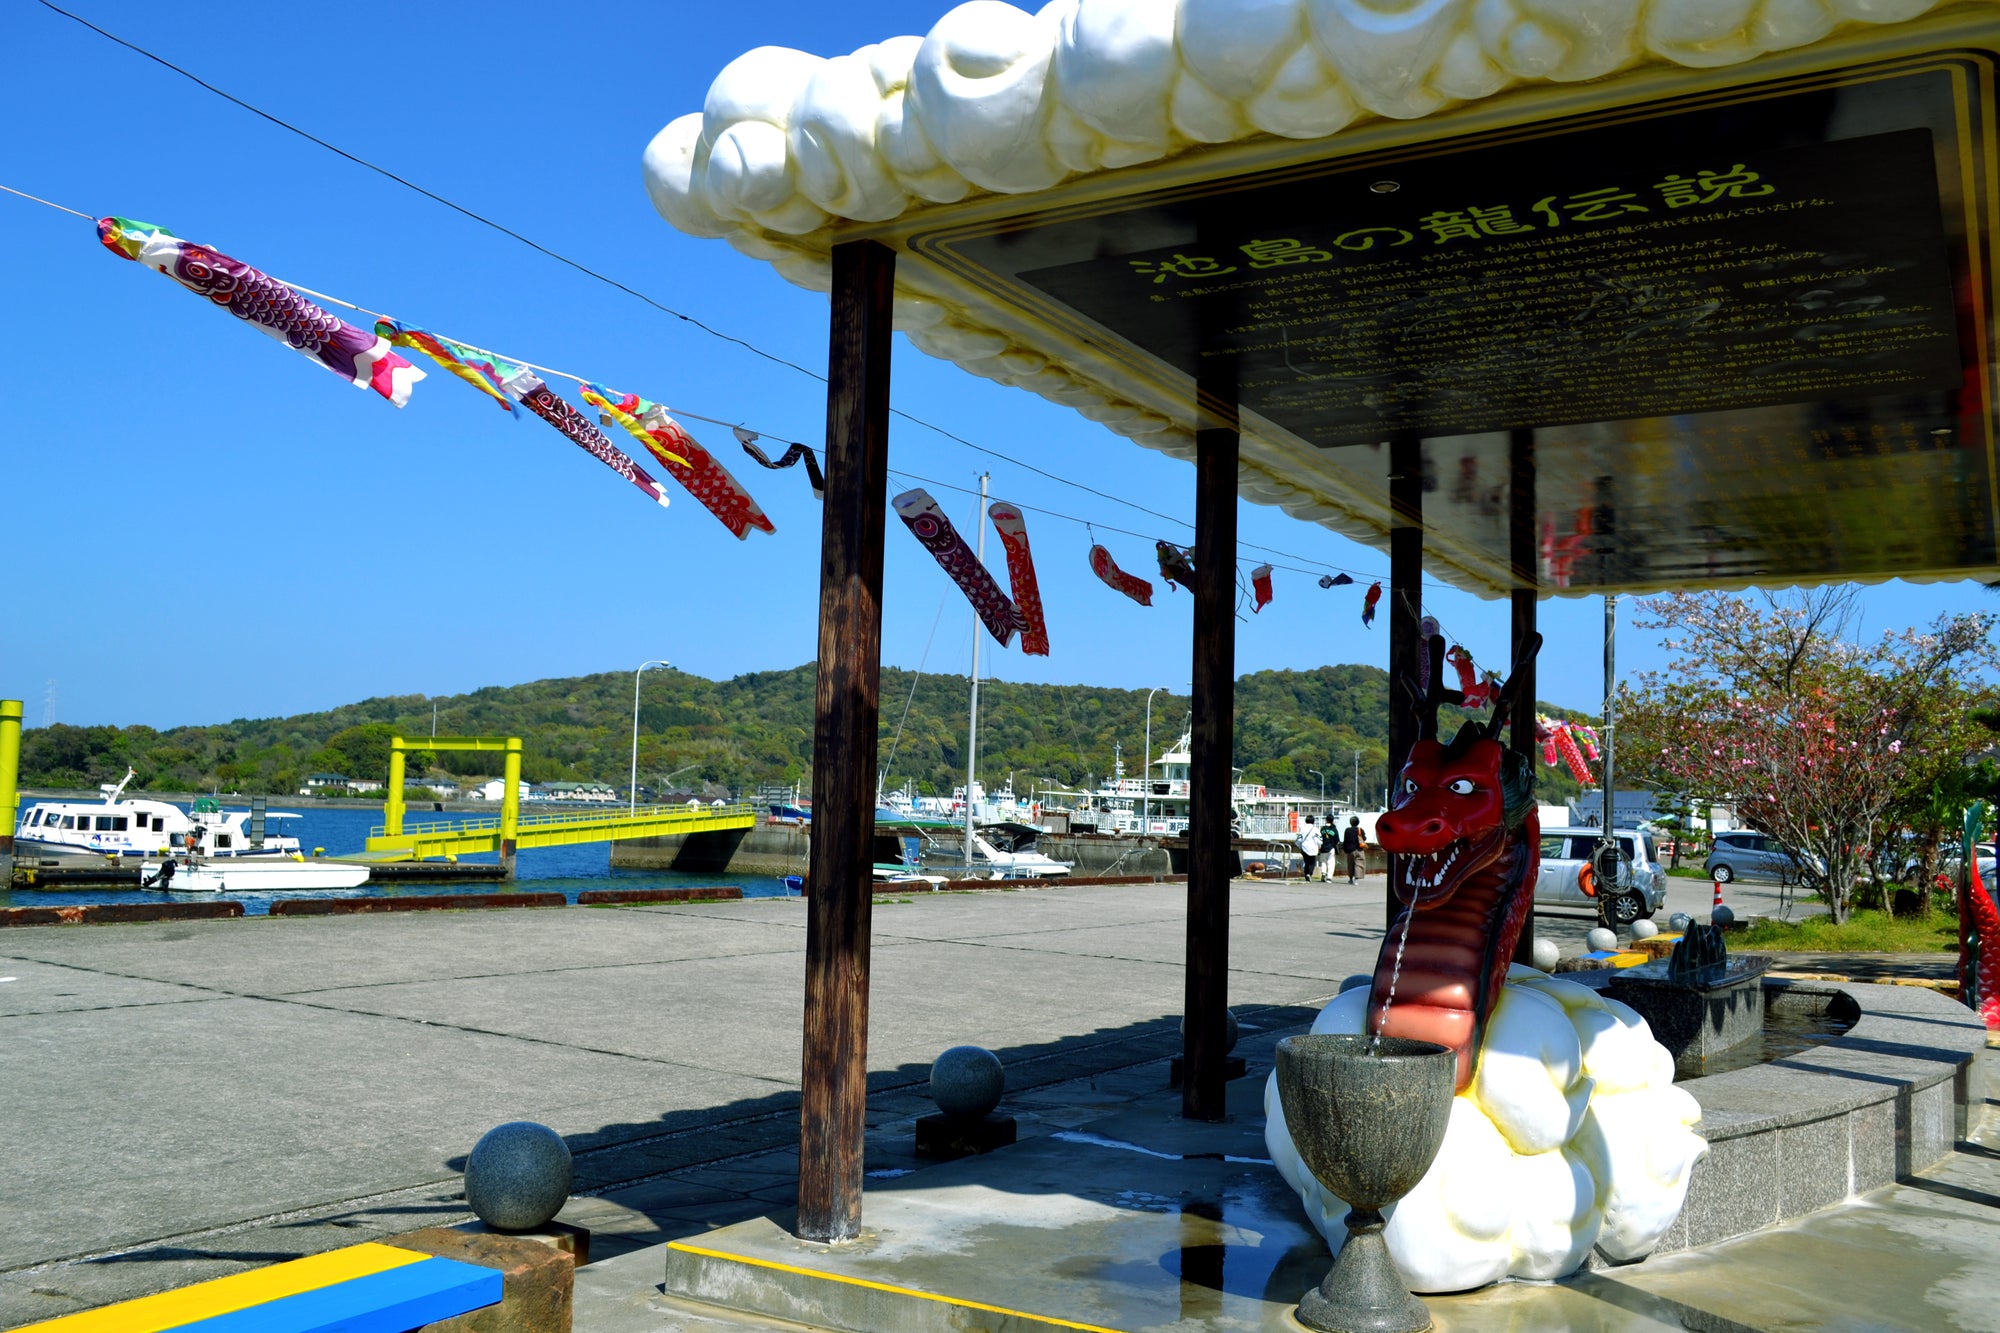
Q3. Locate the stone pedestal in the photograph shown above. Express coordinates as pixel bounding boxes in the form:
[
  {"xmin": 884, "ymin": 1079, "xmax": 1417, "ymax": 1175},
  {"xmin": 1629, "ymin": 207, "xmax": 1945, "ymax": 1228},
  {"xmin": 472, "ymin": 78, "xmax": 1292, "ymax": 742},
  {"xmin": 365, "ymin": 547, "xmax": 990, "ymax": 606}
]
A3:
[
  {"xmin": 915, "ymin": 1113, "xmax": 1016, "ymax": 1160},
  {"xmin": 383, "ymin": 1225, "xmax": 577, "ymax": 1333}
]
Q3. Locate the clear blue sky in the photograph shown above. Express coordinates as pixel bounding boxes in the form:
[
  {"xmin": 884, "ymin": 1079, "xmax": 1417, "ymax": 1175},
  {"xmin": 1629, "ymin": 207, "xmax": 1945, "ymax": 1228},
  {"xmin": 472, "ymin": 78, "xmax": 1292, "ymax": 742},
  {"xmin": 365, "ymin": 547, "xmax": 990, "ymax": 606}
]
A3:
[{"xmin": 2, "ymin": 0, "xmax": 1989, "ymax": 730}]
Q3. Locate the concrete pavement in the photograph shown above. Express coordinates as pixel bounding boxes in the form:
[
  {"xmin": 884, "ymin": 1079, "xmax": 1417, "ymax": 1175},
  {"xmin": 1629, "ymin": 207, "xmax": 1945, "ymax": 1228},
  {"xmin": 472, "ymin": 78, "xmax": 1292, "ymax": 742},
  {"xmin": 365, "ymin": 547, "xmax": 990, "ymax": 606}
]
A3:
[{"xmin": 0, "ymin": 871, "xmax": 1821, "ymax": 1327}]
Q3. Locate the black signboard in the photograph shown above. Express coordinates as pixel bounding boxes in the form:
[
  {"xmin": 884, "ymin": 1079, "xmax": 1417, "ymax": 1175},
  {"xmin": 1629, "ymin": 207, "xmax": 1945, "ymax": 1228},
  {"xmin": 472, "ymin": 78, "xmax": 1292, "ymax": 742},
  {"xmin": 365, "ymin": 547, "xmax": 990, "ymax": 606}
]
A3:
[
  {"xmin": 910, "ymin": 47, "xmax": 1999, "ymax": 591},
  {"xmin": 1019, "ymin": 128, "xmax": 1957, "ymax": 446}
]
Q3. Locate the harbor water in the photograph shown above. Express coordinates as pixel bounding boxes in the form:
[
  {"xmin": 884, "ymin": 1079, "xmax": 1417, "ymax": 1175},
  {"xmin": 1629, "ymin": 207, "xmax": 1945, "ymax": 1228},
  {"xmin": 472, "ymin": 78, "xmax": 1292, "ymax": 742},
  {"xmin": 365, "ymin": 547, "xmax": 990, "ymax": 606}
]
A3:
[{"xmin": 2, "ymin": 805, "xmax": 796, "ymax": 914}]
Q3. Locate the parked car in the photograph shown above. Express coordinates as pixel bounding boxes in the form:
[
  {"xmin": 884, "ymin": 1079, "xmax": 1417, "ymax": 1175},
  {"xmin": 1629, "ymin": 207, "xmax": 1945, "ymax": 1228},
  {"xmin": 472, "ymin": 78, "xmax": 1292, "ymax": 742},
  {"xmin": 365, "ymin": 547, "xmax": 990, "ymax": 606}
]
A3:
[
  {"xmin": 1705, "ymin": 830, "xmax": 1819, "ymax": 884},
  {"xmin": 1536, "ymin": 827, "xmax": 1667, "ymax": 925}
]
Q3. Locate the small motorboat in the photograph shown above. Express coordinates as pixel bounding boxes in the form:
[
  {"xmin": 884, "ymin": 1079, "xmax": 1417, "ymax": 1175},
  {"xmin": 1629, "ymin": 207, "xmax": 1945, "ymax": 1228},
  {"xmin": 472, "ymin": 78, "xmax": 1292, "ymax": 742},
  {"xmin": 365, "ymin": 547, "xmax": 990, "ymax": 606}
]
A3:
[{"xmin": 139, "ymin": 855, "xmax": 371, "ymax": 893}]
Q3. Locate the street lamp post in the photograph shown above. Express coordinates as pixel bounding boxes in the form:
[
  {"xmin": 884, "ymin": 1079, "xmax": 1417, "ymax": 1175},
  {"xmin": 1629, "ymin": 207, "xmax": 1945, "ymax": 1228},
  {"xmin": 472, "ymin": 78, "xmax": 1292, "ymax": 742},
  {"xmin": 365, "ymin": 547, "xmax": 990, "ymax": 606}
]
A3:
[
  {"xmin": 1353, "ymin": 749, "xmax": 1362, "ymax": 809},
  {"xmin": 1142, "ymin": 686, "xmax": 1172, "ymax": 835},
  {"xmin": 1309, "ymin": 768, "xmax": 1326, "ymax": 806},
  {"xmin": 631, "ymin": 659, "xmax": 672, "ymax": 815}
]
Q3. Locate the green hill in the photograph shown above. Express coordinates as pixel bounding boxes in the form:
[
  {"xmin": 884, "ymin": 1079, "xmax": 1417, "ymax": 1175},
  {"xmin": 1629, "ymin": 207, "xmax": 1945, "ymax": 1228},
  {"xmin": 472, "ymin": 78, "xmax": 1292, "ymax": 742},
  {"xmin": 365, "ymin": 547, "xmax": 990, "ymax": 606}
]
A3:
[{"xmin": 17, "ymin": 664, "xmax": 1593, "ymax": 805}]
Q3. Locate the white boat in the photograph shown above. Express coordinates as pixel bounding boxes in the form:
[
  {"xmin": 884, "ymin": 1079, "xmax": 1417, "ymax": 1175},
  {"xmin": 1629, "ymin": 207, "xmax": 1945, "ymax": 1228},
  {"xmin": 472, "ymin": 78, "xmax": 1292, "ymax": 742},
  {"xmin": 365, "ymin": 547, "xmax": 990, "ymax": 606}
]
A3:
[
  {"xmin": 15, "ymin": 772, "xmax": 308, "ymax": 863},
  {"xmin": 1038, "ymin": 730, "xmax": 1355, "ymax": 838},
  {"xmin": 966, "ymin": 823, "xmax": 1073, "ymax": 879},
  {"xmin": 138, "ymin": 856, "xmax": 371, "ymax": 894}
]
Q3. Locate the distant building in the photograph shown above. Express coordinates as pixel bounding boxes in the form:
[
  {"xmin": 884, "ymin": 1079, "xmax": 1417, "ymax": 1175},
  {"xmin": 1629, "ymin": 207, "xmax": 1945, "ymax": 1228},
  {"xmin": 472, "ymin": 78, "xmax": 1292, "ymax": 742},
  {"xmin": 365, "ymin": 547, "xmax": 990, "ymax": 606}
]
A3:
[
  {"xmin": 300, "ymin": 772, "xmax": 349, "ymax": 795},
  {"xmin": 405, "ymin": 777, "xmax": 460, "ymax": 796},
  {"xmin": 466, "ymin": 779, "xmax": 519, "ymax": 801},
  {"xmin": 348, "ymin": 778, "xmax": 384, "ymax": 794},
  {"xmin": 531, "ymin": 781, "xmax": 618, "ymax": 804}
]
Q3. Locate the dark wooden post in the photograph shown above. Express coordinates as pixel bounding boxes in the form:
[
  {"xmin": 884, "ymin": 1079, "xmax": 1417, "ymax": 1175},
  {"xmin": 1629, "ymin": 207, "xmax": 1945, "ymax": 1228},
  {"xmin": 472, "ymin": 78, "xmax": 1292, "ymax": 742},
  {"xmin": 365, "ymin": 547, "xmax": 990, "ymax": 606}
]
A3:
[
  {"xmin": 1508, "ymin": 429, "xmax": 1538, "ymax": 966},
  {"xmin": 1185, "ymin": 400, "xmax": 1239, "ymax": 1123},
  {"xmin": 1386, "ymin": 432, "xmax": 1422, "ymax": 925},
  {"xmin": 797, "ymin": 239, "xmax": 896, "ymax": 1244}
]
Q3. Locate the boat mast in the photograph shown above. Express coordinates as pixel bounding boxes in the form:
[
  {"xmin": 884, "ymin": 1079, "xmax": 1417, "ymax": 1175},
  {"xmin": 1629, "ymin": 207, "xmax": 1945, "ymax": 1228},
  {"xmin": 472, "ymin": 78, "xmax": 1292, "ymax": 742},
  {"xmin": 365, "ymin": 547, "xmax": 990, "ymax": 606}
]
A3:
[{"xmin": 964, "ymin": 472, "xmax": 988, "ymax": 868}]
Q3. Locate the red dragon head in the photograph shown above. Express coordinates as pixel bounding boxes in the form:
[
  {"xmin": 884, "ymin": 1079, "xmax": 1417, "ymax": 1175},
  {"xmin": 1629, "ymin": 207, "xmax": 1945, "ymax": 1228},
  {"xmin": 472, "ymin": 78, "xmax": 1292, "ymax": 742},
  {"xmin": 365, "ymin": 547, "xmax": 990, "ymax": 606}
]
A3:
[{"xmin": 1367, "ymin": 632, "xmax": 1543, "ymax": 1090}]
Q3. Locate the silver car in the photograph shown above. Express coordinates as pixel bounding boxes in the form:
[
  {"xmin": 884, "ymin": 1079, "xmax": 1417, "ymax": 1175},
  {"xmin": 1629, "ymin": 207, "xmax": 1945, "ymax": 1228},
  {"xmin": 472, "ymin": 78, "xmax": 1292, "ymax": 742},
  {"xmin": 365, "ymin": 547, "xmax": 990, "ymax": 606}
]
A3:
[
  {"xmin": 1536, "ymin": 827, "xmax": 1668, "ymax": 924},
  {"xmin": 1705, "ymin": 830, "xmax": 1814, "ymax": 884}
]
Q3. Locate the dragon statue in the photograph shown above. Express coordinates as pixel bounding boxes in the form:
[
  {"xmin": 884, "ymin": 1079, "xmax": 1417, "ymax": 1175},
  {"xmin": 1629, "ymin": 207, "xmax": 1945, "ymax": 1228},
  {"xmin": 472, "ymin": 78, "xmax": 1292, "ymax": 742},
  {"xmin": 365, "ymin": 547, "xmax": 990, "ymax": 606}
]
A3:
[
  {"xmin": 1268, "ymin": 632, "xmax": 1707, "ymax": 1291},
  {"xmin": 1961, "ymin": 803, "xmax": 2000, "ymax": 1032}
]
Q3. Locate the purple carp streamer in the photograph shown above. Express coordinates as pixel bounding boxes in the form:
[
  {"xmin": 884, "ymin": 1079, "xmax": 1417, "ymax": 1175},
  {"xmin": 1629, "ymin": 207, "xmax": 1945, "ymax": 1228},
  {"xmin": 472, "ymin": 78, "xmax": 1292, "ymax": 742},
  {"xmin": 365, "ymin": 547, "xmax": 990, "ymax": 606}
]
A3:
[
  {"xmin": 98, "ymin": 217, "xmax": 421, "ymax": 406},
  {"xmin": 505, "ymin": 373, "xmax": 671, "ymax": 510},
  {"xmin": 893, "ymin": 488, "xmax": 1021, "ymax": 647}
]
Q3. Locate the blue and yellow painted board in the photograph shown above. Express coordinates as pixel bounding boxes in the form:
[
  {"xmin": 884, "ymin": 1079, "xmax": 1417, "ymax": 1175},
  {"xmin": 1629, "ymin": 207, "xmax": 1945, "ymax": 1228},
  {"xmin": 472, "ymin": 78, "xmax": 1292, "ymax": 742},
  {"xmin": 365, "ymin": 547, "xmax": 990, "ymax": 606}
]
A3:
[{"xmin": 16, "ymin": 1242, "xmax": 501, "ymax": 1333}]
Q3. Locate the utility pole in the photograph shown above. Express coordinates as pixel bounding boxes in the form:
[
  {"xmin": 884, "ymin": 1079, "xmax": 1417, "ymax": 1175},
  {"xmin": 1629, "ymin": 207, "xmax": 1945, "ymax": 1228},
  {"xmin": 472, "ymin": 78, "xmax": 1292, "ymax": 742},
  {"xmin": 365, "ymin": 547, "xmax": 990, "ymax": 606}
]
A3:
[
  {"xmin": 963, "ymin": 473, "xmax": 989, "ymax": 868},
  {"xmin": 1353, "ymin": 749, "xmax": 1362, "ymax": 809},
  {"xmin": 1599, "ymin": 594, "xmax": 1619, "ymax": 909}
]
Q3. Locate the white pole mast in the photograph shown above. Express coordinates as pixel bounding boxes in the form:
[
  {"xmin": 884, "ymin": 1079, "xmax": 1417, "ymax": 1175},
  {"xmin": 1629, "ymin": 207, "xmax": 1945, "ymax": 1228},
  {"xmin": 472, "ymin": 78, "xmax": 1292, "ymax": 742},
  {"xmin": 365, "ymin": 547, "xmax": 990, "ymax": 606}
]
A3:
[{"xmin": 964, "ymin": 473, "xmax": 990, "ymax": 868}]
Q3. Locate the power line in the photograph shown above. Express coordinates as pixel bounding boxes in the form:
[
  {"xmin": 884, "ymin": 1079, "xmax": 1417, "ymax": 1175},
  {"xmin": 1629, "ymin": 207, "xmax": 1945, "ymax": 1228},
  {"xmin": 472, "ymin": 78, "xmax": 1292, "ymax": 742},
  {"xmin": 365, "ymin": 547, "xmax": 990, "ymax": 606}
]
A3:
[{"xmin": 22, "ymin": 0, "xmax": 1366, "ymax": 559}]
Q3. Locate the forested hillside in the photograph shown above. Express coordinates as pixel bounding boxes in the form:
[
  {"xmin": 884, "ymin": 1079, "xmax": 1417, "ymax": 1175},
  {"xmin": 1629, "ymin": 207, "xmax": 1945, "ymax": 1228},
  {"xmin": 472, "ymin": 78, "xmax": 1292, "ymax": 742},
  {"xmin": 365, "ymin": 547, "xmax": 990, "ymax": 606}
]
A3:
[{"xmin": 19, "ymin": 663, "xmax": 1593, "ymax": 804}]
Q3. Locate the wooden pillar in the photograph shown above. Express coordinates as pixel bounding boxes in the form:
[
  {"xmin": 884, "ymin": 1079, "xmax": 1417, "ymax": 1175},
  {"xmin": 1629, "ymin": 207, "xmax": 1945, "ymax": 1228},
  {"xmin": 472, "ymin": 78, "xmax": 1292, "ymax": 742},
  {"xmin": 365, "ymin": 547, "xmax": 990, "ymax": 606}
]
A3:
[
  {"xmin": 1386, "ymin": 432, "xmax": 1422, "ymax": 926},
  {"xmin": 798, "ymin": 239, "xmax": 896, "ymax": 1243},
  {"xmin": 1185, "ymin": 398, "xmax": 1239, "ymax": 1123},
  {"xmin": 1508, "ymin": 429, "xmax": 1538, "ymax": 966}
]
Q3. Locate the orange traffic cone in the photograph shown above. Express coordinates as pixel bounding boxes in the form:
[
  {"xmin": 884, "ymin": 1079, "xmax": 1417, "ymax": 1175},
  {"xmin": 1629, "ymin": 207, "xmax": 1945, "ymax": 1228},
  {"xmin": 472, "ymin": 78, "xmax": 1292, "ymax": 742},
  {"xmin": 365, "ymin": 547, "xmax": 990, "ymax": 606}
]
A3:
[{"xmin": 1712, "ymin": 876, "xmax": 1725, "ymax": 914}]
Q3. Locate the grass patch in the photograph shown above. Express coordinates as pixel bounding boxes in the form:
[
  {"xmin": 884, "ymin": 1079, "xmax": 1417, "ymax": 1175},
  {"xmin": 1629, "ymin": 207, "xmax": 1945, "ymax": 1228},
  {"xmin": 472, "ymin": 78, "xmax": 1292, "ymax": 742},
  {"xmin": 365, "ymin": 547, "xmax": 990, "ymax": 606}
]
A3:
[
  {"xmin": 1734, "ymin": 907, "xmax": 1960, "ymax": 954},
  {"xmin": 1665, "ymin": 866, "xmax": 1712, "ymax": 879}
]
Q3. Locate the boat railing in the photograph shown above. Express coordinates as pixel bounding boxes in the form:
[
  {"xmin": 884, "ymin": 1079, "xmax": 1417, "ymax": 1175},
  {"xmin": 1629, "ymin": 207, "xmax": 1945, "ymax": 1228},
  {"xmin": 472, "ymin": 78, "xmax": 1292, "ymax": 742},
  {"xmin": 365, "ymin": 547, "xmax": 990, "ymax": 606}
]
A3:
[{"xmin": 371, "ymin": 801, "xmax": 757, "ymax": 839}]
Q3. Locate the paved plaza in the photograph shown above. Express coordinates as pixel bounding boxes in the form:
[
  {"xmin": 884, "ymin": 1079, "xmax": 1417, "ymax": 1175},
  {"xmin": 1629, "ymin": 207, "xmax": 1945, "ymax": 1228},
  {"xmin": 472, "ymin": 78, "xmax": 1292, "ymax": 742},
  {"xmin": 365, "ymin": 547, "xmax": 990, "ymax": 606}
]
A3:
[{"xmin": 0, "ymin": 874, "xmax": 1813, "ymax": 1327}]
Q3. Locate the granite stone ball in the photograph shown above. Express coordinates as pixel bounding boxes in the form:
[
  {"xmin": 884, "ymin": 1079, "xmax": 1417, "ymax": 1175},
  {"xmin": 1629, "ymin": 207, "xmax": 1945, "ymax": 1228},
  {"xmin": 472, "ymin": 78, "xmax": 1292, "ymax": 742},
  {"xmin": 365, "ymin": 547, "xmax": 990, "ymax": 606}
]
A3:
[
  {"xmin": 1179, "ymin": 1007, "xmax": 1242, "ymax": 1054},
  {"xmin": 1586, "ymin": 926, "xmax": 1619, "ymax": 953},
  {"xmin": 464, "ymin": 1122, "xmax": 572, "ymax": 1231},
  {"xmin": 931, "ymin": 1045, "xmax": 1005, "ymax": 1119},
  {"xmin": 1668, "ymin": 912, "xmax": 1693, "ymax": 932},
  {"xmin": 1630, "ymin": 917, "xmax": 1660, "ymax": 939},
  {"xmin": 1531, "ymin": 938, "xmax": 1560, "ymax": 972},
  {"xmin": 1711, "ymin": 904, "xmax": 1736, "ymax": 927},
  {"xmin": 1338, "ymin": 974, "xmax": 1374, "ymax": 994}
]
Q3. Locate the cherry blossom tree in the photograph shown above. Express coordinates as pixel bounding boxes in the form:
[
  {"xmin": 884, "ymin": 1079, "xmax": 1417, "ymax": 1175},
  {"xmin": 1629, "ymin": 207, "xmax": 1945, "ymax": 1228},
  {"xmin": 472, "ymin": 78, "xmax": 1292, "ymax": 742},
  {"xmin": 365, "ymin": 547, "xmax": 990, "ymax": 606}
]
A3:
[{"xmin": 1620, "ymin": 590, "xmax": 1997, "ymax": 923}]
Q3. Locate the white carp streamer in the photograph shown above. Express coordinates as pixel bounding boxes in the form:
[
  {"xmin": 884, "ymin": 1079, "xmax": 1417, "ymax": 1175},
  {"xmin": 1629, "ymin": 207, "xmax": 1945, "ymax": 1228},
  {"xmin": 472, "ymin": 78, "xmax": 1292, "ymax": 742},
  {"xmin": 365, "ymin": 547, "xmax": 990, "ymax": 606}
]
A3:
[{"xmin": 1265, "ymin": 966, "xmax": 1706, "ymax": 1291}]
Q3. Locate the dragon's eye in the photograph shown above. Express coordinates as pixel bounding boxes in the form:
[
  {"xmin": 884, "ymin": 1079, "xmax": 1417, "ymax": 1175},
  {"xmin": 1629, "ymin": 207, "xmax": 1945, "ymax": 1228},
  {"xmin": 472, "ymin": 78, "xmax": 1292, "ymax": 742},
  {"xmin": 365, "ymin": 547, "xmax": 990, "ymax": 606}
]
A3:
[
  {"xmin": 1402, "ymin": 778, "xmax": 1419, "ymax": 794},
  {"xmin": 1448, "ymin": 778, "xmax": 1477, "ymax": 795}
]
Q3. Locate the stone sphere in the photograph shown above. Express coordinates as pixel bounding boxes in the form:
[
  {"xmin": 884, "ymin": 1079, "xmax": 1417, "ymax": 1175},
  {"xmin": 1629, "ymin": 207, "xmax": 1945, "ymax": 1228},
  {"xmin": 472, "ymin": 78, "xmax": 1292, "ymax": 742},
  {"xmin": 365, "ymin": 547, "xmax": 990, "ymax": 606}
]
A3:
[
  {"xmin": 1531, "ymin": 938, "xmax": 1560, "ymax": 972},
  {"xmin": 1668, "ymin": 912, "xmax": 1693, "ymax": 932},
  {"xmin": 1338, "ymin": 974, "xmax": 1373, "ymax": 995},
  {"xmin": 931, "ymin": 1045, "xmax": 1005, "ymax": 1118},
  {"xmin": 464, "ymin": 1122, "xmax": 572, "ymax": 1231},
  {"xmin": 1586, "ymin": 927, "xmax": 1619, "ymax": 953},
  {"xmin": 1179, "ymin": 1008, "xmax": 1241, "ymax": 1054},
  {"xmin": 1711, "ymin": 904, "xmax": 1736, "ymax": 927},
  {"xmin": 1630, "ymin": 917, "xmax": 1660, "ymax": 939}
]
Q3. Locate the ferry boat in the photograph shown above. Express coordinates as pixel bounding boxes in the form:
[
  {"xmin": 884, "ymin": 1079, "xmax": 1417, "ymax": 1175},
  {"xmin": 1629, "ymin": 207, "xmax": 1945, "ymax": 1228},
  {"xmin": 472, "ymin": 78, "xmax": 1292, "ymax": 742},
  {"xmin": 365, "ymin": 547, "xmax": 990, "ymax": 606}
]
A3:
[
  {"xmin": 14, "ymin": 772, "xmax": 307, "ymax": 862},
  {"xmin": 1038, "ymin": 731, "xmax": 1354, "ymax": 838},
  {"xmin": 137, "ymin": 856, "xmax": 371, "ymax": 894}
]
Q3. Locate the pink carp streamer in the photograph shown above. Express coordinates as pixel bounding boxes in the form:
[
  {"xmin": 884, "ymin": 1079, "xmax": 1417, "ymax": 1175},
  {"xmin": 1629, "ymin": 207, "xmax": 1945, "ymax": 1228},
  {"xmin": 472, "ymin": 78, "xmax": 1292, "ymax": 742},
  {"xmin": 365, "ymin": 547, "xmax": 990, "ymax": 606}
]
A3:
[
  {"xmin": 894, "ymin": 489, "xmax": 1021, "ymax": 647},
  {"xmin": 99, "ymin": 216, "xmax": 422, "ymax": 406},
  {"xmin": 1250, "ymin": 564, "xmax": 1274, "ymax": 613},
  {"xmin": 583, "ymin": 385, "xmax": 779, "ymax": 540},
  {"xmin": 1090, "ymin": 545, "xmax": 1153, "ymax": 606},
  {"xmin": 988, "ymin": 502, "xmax": 1050, "ymax": 656},
  {"xmin": 1551, "ymin": 723, "xmax": 1593, "ymax": 783},
  {"xmin": 506, "ymin": 374, "xmax": 671, "ymax": 510}
]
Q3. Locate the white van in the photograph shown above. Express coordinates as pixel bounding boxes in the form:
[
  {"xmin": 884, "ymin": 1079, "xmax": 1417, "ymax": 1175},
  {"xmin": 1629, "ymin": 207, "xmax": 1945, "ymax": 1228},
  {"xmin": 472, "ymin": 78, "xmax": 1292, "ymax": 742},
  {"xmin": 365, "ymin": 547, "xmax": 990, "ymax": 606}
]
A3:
[{"xmin": 1536, "ymin": 827, "xmax": 1667, "ymax": 925}]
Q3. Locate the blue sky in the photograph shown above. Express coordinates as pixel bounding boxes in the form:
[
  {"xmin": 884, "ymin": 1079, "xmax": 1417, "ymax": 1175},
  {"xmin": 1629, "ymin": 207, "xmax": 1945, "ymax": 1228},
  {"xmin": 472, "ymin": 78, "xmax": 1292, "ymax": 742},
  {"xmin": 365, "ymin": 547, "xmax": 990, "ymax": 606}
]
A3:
[{"xmin": 3, "ymin": 0, "xmax": 1990, "ymax": 730}]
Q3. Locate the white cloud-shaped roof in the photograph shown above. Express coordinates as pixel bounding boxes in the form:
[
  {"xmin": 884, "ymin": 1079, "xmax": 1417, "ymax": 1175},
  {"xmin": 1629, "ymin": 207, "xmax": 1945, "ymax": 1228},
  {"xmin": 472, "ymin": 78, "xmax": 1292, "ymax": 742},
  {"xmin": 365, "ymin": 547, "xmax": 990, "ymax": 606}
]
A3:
[{"xmin": 644, "ymin": 0, "xmax": 1977, "ymax": 596}]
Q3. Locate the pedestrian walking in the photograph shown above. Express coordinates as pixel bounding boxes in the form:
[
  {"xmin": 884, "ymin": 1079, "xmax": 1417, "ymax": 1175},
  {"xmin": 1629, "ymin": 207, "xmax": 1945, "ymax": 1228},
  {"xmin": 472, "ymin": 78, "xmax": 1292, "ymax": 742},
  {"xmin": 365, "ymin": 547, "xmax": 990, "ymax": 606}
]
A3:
[
  {"xmin": 1342, "ymin": 816, "xmax": 1365, "ymax": 883},
  {"xmin": 1297, "ymin": 817, "xmax": 1323, "ymax": 882}
]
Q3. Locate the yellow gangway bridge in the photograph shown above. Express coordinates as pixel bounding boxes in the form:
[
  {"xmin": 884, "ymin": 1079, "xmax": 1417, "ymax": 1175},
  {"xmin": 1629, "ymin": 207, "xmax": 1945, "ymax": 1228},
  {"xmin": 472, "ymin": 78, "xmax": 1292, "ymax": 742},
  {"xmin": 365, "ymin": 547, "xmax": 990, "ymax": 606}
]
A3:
[{"xmin": 363, "ymin": 736, "xmax": 754, "ymax": 873}]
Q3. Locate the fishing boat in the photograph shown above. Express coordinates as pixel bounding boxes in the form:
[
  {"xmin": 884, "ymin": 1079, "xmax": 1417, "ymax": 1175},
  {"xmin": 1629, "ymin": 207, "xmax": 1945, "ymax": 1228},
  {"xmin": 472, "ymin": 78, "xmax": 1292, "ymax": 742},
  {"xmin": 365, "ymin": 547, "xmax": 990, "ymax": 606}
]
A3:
[{"xmin": 138, "ymin": 855, "xmax": 371, "ymax": 894}]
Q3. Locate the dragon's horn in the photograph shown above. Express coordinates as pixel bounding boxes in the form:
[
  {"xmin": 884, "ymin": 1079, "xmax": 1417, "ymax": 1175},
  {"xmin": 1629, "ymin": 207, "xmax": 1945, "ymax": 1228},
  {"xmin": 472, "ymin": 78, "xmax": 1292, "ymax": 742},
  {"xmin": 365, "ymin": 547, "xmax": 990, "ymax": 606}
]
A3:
[
  {"xmin": 1407, "ymin": 632, "xmax": 1463, "ymax": 742},
  {"xmin": 1487, "ymin": 631, "xmax": 1545, "ymax": 738}
]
